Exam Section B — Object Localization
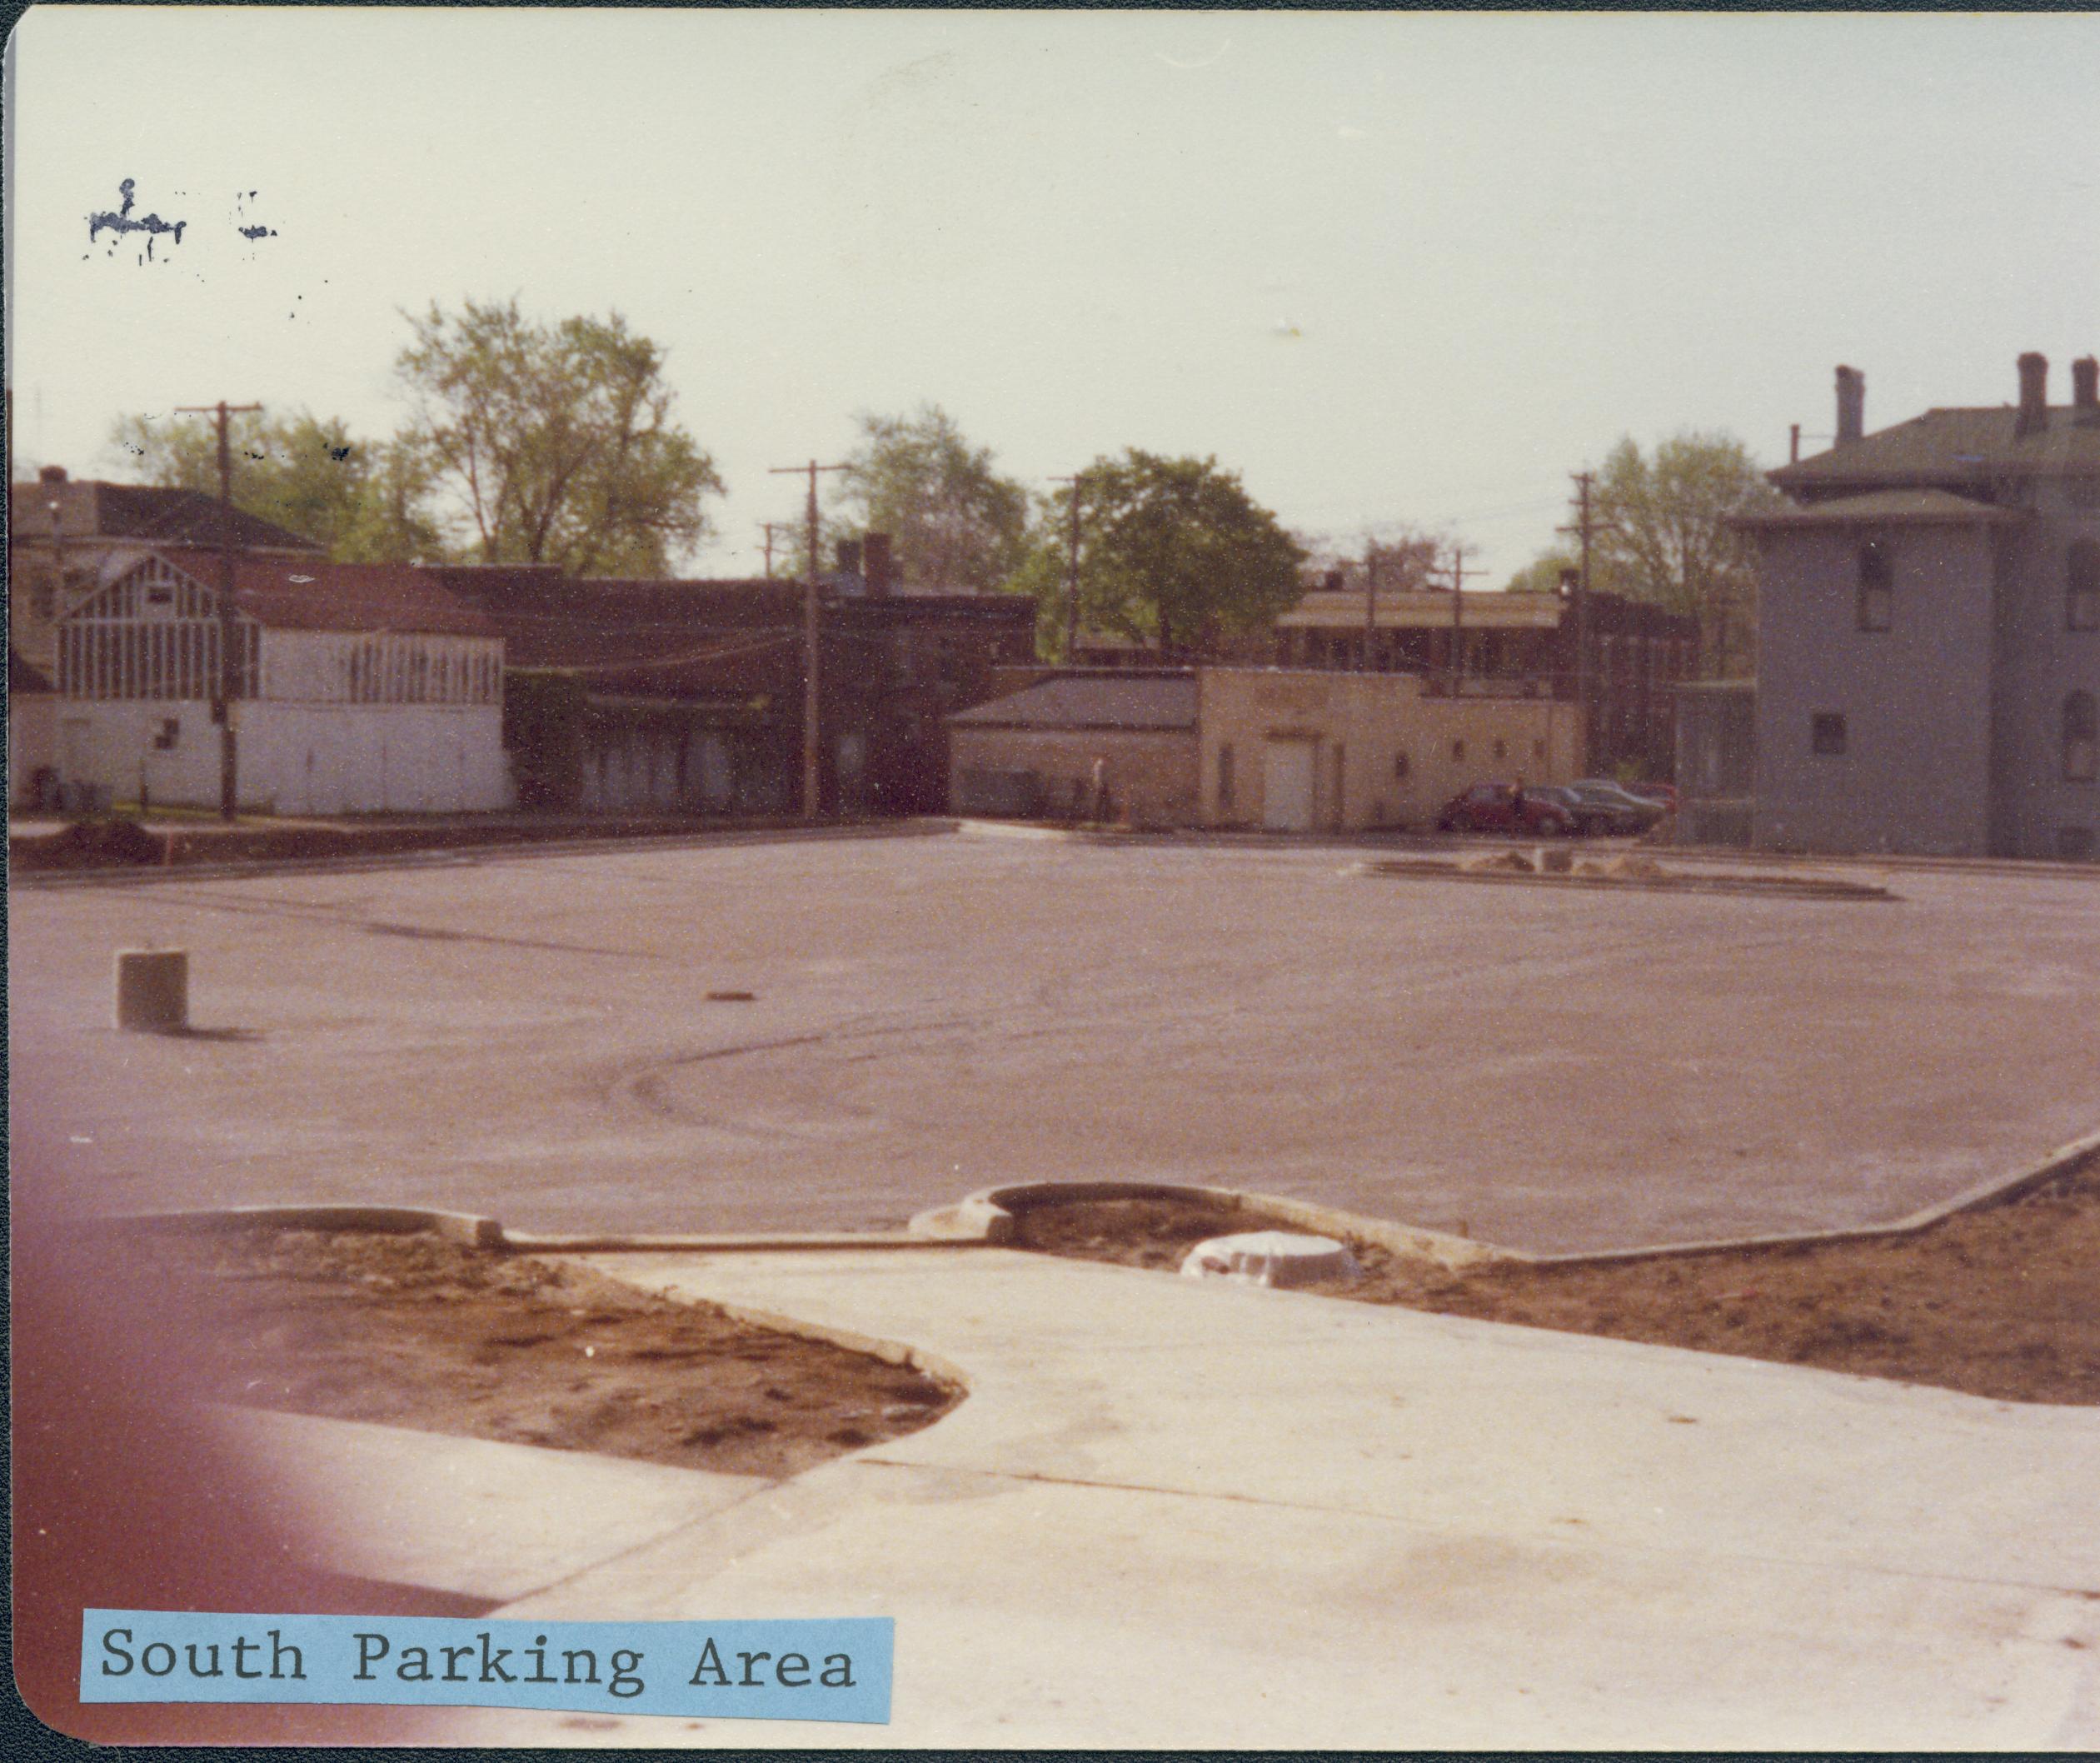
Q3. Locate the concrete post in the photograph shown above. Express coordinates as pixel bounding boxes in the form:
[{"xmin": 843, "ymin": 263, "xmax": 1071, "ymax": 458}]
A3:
[{"xmin": 114, "ymin": 949, "xmax": 187, "ymax": 1032}]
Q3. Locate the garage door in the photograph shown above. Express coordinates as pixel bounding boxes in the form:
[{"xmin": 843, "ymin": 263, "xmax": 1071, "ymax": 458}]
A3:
[{"xmin": 1262, "ymin": 738, "xmax": 1316, "ymax": 831}]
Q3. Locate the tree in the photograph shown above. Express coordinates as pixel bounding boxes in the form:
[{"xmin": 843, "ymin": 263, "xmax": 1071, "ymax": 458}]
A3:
[
  {"xmin": 1020, "ymin": 450, "xmax": 1305, "ymax": 659},
  {"xmin": 839, "ymin": 404, "xmax": 1029, "ymax": 592},
  {"xmin": 1594, "ymin": 432, "xmax": 1779, "ymax": 677},
  {"xmin": 106, "ymin": 409, "xmax": 445, "ymax": 562},
  {"xmin": 395, "ymin": 297, "xmax": 724, "ymax": 576},
  {"xmin": 1503, "ymin": 432, "xmax": 1779, "ymax": 675}
]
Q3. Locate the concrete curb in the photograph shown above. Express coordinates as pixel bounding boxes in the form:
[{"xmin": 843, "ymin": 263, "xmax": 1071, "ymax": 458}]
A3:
[
  {"xmin": 910, "ymin": 1179, "xmax": 1510, "ymax": 1270},
  {"xmin": 9, "ymin": 816, "xmax": 960, "ymax": 888},
  {"xmin": 1349, "ymin": 856, "xmax": 1894, "ymax": 903},
  {"xmin": 1517, "ymin": 1125, "xmax": 2100, "ymax": 1269},
  {"xmin": 87, "ymin": 1203, "xmax": 507, "ymax": 1247}
]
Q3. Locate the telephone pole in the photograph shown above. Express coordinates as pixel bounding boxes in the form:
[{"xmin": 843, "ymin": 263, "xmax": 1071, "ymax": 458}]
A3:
[
  {"xmin": 1363, "ymin": 541, "xmax": 1379, "ymax": 672},
  {"xmin": 1050, "ymin": 473, "xmax": 1085, "ymax": 662},
  {"xmin": 175, "ymin": 399, "xmax": 262, "ymax": 820},
  {"xmin": 1445, "ymin": 542, "xmax": 1474, "ymax": 697},
  {"xmin": 768, "ymin": 460, "xmax": 849, "ymax": 818},
  {"xmin": 1560, "ymin": 472, "xmax": 1594, "ymax": 772},
  {"xmin": 757, "ymin": 521, "xmax": 792, "ymax": 579}
]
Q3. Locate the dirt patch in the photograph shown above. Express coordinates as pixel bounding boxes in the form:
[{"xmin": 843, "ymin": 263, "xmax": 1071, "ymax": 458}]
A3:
[
  {"xmin": 1020, "ymin": 1160, "xmax": 2100, "ymax": 1406},
  {"xmin": 1011, "ymin": 1192, "xmax": 1326, "ymax": 1272},
  {"xmin": 135, "ymin": 1227, "xmax": 958, "ymax": 1475}
]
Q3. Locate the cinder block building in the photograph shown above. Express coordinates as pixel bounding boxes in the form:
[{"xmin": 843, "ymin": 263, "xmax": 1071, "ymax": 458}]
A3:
[
  {"xmin": 948, "ymin": 667, "xmax": 1579, "ymax": 833},
  {"xmin": 1740, "ymin": 353, "xmax": 2100, "ymax": 859}
]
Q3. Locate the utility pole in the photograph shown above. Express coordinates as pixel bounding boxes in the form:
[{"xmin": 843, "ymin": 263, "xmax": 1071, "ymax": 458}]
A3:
[
  {"xmin": 757, "ymin": 521, "xmax": 793, "ymax": 579},
  {"xmin": 1560, "ymin": 471, "xmax": 1594, "ymax": 774},
  {"xmin": 1363, "ymin": 541, "xmax": 1379, "ymax": 672},
  {"xmin": 1445, "ymin": 542, "xmax": 1474, "ymax": 697},
  {"xmin": 175, "ymin": 399, "xmax": 262, "ymax": 820},
  {"xmin": 1050, "ymin": 473, "xmax": 1085, "ymax": 662},
  {"xmin": 768, "ymin": 460, "xmax": 849, "ymax": 819}
]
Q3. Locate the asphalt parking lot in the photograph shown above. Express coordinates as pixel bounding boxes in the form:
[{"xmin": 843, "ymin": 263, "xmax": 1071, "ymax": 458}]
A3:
[{"xmin": 10, "ymin": 830, "xmax": 2098, "ymax": 1251}]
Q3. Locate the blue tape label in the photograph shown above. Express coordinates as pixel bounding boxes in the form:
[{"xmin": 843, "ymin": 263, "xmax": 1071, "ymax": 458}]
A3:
[{"xmin": 82, "ymin": 1610, "xmax": 892, "ymax": 1723}]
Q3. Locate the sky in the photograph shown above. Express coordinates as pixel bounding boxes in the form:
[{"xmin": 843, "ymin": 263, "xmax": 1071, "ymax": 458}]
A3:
[{"xmin": 7, "ymin": 7, "xmax": 2099, "ymax": 585}]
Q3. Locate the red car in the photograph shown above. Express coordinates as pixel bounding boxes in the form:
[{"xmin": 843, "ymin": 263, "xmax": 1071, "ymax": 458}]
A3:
[{"xmin": 1434, "ymin": 782, "xmax": 1577, "ymax": 837}]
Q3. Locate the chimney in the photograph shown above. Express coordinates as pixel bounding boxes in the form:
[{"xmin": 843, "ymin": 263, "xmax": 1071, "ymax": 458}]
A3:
[
  {"xmin": 1323, "ymin": 569, "xmax": 1344, "ymax": 593},
  {"xmin": 38, "ymin": 463, "xmax": 67, "ymax": 484},
  {"xmin": 862, "ymin": 532, "xmax": 894, "ymax": 597},
  {"xmin": 1834, "ymin": 366, "xmax": 1865, "ymax": 446},
  {"xmin": 2073, "ymin": 356, "xmax": 2098, "ymax": 412},
  {"xmin": 2016, "ymin": 352, "xmax": 2048, "ymax": 438},
  {"xmin": 835, "ymin": 537, "xmax": 862, "ymax": 579}
]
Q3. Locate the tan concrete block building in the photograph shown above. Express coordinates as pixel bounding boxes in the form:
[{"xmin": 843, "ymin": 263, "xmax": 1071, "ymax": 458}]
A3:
[
  {"xmin": 1197, "ymin": 669, "xmax": 1580, "ymax": 832},
  {"xmin": 949, "ymin": 667, "xmax": 1579, "ymax": 832},
  {"xmin": 949, "ymin": 672, "xmax": 1200, "ymax": 826}
]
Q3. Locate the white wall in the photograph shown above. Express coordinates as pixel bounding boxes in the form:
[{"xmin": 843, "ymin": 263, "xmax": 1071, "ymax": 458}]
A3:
[{"xmin": 54, "ymin": 699, "xmax": 510, "ymax": 813}]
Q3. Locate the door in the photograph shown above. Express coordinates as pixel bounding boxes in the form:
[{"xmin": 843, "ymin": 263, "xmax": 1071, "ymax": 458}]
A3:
[{"xmin": 1262, "ymin": 738, "xmax": 1316, "ymax": 831}]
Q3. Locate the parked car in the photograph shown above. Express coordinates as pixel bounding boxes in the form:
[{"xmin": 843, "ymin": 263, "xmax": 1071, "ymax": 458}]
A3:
[
  {"xmin": 1569, "ymin": 779, "xmax": 1669, "ymax": 832},
  {"xmin": 1435, "ymin": 781, "xmax": 1577, "ymax": 837},
  {"xmin": 1619, "ymin": 781, "xmax": 1679, "ymax": 812},
  {"xmin": 1529, "ymin": 784, "xmax": 1645, "ymax": 837}
]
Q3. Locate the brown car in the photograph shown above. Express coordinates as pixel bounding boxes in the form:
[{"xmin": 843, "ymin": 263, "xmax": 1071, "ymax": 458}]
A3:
[{"xmin": 1434, "ymin": 781, "xmax": 1577, "ymax": 837}]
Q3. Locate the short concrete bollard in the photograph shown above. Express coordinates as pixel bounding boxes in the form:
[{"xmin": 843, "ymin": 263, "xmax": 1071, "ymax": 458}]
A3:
[
  {"xmin": 1535, "ymin": 845, "xmax": 1574, "ymax": 874},
  {"xmin": 114, "ymin": 948, "xmax": 188, "ymax": 1033}
]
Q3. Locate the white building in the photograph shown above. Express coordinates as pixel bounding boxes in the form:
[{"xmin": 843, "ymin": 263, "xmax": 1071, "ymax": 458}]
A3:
[{"xmin": 52, "ymin": 550, "xmax": 511, "ymax": 814}]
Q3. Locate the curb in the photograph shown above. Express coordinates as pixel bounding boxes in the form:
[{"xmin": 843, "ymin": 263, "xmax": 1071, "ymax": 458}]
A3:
[
  {"xmin": 910, "ymin": 1180, "xmax": 1509, "ymax": 1270},
  {"xmin": 87, "ymin": 1204, "xmax": 506, "ymax": 1248},
  {"xmin": 1348, "ymin": 857, "xmax": 1893, "ymax": 903}
]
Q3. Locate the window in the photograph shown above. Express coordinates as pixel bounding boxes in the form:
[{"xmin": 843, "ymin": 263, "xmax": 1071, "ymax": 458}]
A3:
[
  {"xmin": 2066, "ymin": 691, "xmax": 2098, "ymax": 783},
  {"xmin": 2071, "ymin": 541, "xmax": 2100, "ymax": 632},
  {"xmin": 1857, "ymin": 541, "xmax": 1893, "ymax": 632},
  {"xmin": 1217, "ymin": 742, "xmax": 1235, "ymax": 812},
  {"xmin": 1812, "ymin": 712, "xmax": 1848, "ymax": 757},
  {"xmin": 1392, "ymin": 752, "xmax": 1409, "ymax": 782},
  {"xmin": 1451, "ymin": 739, "xmax": 1466, "ymax": 762},
  {"xmin": 152, "ymin": 717, "xmax": 179, "ymax": 751}
]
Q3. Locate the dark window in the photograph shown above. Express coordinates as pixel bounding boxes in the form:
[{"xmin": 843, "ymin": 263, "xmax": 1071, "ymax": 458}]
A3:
[
  {"xmin": 1492, "ymin": 737, "xmax": 1507, "ymax": 761},
  {"xmin": 2066, "ymin": 691, "xmax": 2098, "ymax": 783},
  {"xmin": 1392, "ymin": 751, "xmax": 1409, "ymax": 782},
  {"xmin": 2071, "ymin": 541, "xmax": 2100, "ymax": 632},
  {"xmin": 1812, "ymin": 712, "xmax": 1848, "ymax": 757},
  {"xmin": 1856, "ymin": 542, "xmax": 1893, "ymax": 632},
  {"xmin": 1217, "ymin": 742, "xmax": 1235, "ymax": 811},
  {"xmin": 1451, "ymin": 739, "xmax": 1466, "ymax": 762}
]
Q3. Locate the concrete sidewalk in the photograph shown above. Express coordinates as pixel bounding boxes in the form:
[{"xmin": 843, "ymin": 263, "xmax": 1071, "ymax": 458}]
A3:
[{"xmin": 405, "ymin": 1245, "xmax": 2100, "ymax": 1750}]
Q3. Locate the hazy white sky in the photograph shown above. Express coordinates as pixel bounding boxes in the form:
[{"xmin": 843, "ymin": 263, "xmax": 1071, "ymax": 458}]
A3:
[{"xmin": 7, "ymin": 7, "xmax": 2098, "ymax": 582}]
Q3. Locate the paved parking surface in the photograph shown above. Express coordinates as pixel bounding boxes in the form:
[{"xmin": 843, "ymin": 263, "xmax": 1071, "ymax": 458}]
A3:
[{"xmin": 10, "ymin": 831, "xmax": 2098, "ymax": 1251}]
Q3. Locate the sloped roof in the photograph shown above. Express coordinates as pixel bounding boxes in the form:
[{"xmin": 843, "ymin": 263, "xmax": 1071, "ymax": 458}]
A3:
[
  {"xmin": 8, "ymin": 480, "xmax": 327, "ymax": 552},
  {"xmin": 1733, "ymin": 488, "xmax": 2021, "ymax": 527},
  {"xmin": 10, "ymin": 644, "xmax": 55, "ymax": 695},
  {"xmin": 1772, "ymin": 405, "xmax": 2100, "ymax": 490},
  {"xmin": 96, "ymin": 554, "xmax": 501, "ymax": 637},
  {"xmin": 950, "ymin": 672, "xmax": 1198, "ymax": 732}
]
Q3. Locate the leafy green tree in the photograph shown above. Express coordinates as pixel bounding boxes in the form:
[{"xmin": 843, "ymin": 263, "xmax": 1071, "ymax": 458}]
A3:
[
  {"xmin": 395, "ymin": 297, "xmax": 724, "ymax": 576},
  {"xmin": 107, "ymin": 409, "xmax": 444, "ymax": 562},
  {"xmin": 1022, "ymin": 450, "xmax": 1305, "ymax": 659},
  {"xmin": 839, "ymin": 404, "xmax": 1029, "ymax": 592},
  {"xmin": 1504, "ymin": 433, "xmax": 1779, "ymax": 675}
]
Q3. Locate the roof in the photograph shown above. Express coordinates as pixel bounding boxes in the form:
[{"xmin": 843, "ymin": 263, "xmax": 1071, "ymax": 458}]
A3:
[
  {"xmin": 1771, "ymin": 404, "xmax": 2100, "ymax": 491},
  {"xmin": 430, "ymin": 568, "xmax": 801, "ymax": 670},
  {"xmin": 95, "ymin": 554, "xmax": 501, "ymax": 637},
  {"xmin": 10, "ymin": 479, "xmax": 325, "ymax": 553},
  {"xmin": 1279, "ymin": 589, "xmax": 1564, "ymax": 632},
  {"xmin": 1733, "ymin": 488, "xmax": 2021, "ymax": 528},
  {"xmin": 949, "ymin": 672, "xmax": 1198, "ymax": 732},
  {"xmin": 9, "ymin": 645, "xmax": 55, "ymax": 695}
]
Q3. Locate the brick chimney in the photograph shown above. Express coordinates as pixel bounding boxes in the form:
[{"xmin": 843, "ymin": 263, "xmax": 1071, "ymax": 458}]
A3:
[
  {"xmin": 2073, "ymin": 356, "xmax": 2098, "ymax": 412},
  {"xmin": 1834, "ymin": 367, "xmax": 1865, "ymax": 445},
  {"xmin": 2015, "ymin": 352, "xmax": 2049, "ymax": 438},
  {"xmin": 835, "ymin": 537, "xmax": 862, "ymax": 578},
  {"xmin": 38, "ymin": 463, "xmax": 67, "ymax": 484},
  {"xmin": 862, "ymin": 532, "xmax": 894, "ymax": 597}
]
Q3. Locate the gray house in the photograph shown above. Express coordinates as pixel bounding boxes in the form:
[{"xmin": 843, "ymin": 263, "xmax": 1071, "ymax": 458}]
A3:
[{"xmin": 1739, "ymin": 353, "xmax": 2100, "ymax": 860}]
